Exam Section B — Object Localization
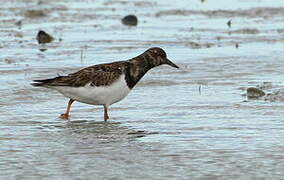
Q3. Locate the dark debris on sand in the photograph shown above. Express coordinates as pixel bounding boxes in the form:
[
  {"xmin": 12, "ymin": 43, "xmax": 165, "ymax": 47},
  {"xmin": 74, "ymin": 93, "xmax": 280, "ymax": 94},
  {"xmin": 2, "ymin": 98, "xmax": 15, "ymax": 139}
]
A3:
[
  {"xmin": 121, "ymin": 15, "xmax": 138, "ymax": 26},
  {"xmin": 24, "ymin": 10, "xmax": 47, "ymax": 18},
  {"xmin": 246, "ymin": 87, "xmax": 266, "ymax": 99},
  {"xmin": 36, "ymin": 30, "xmax": 54, "ymax": 44}
]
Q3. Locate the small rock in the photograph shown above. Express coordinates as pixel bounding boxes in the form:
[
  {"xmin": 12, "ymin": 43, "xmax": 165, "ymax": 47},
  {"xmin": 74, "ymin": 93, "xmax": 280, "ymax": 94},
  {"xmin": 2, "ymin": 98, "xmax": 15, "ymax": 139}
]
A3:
[
  {"xmin": 186, "ymin": 42, "xmax": 201, "ymax": 49},
  {"xmin": 264, "ymin": 89, "xmax": 284, "ymax": 102},
  {"xmin": 4, "ymin": 58, "xmax": 16, "ymax": 64},
  {"xmin": 15, "ymin": 20, "xmax": 22, "ymax": 28},
  {"xmin": 257, "ymin": 82, "xmax": 273, "ymax": 90},
  {"xmin": 277, "ymin": 29, "xmax": 284, "ymax": 34},
  {"xmin": 15, "ymin": 32, "xmax": 23, "ymax": 38},
  {"xmin": 25, "ymin": 10, "xmax": 47, "ymax": 18},
  {"xmin": 37, "ymin": 0, "xmax": 44, "ymax": 5},
  {"xmin": 205, "ymin": 43, "xmax": 212, "ymax": 48},
  {"xmin": 227, "ymin": 20, "xmax": 232, "ymax": 28},
  {"xmin": 36, "ymin": 30, "xmax": 54, "ymax": 44},
  {"xmin": 232, "ymin": 28, "xmax": 259, "ymax": 34},
  {"xmin": 121, "ymin": 15, "xmax": 138, "ymax": 26},
  {"xmin": 247, "ymin": 87, "xmax": 265, "ymax": 99},
  {"xmin": 39, "ymin": 48, "xmax": 47, "ymax": 52}
]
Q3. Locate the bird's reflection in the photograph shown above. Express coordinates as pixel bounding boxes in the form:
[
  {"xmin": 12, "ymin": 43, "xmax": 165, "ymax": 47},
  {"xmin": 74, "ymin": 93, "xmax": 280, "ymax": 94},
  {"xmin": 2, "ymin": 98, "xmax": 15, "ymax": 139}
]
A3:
[{"xmin": 63, "ymin": 120, "xmax": 153, "ymax": 143}]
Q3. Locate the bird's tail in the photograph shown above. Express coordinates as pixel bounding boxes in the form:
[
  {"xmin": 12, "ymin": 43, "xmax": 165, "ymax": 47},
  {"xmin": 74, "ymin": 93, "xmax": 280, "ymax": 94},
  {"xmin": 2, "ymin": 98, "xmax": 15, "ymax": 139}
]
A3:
[
  {"xmin": 31, "ymin": 80, "xmax": 46, "ymax": 87},
  {"xmin": 31, "ymin": 76, "xmax": 63, "ymax": 87}
]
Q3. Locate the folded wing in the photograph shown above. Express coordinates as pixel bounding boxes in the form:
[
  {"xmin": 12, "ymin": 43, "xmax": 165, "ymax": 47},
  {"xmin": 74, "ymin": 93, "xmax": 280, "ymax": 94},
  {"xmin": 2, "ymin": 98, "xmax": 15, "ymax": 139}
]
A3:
[{"xmin": 31, "ymin": 63, "xmax": 124, "ymax": 87}]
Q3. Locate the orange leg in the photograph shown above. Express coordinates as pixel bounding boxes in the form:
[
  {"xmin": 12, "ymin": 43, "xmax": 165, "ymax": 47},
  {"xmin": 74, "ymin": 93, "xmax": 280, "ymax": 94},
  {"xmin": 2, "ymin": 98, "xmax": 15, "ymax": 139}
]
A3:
[
  {"xmin": 104, "ymin": 105, "xmax": 109, "ymax": 122},
  {"xmin": 60, "ymin": 99, "xmax": 75, "ymax": 120}
]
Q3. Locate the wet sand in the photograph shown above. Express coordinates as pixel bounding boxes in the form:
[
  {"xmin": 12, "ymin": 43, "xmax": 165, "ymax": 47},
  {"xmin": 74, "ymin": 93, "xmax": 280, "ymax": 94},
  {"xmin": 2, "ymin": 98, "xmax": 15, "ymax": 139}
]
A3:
[{"xmin": 1, "ymin": 0, "xmax": 284, "ymax": 179}]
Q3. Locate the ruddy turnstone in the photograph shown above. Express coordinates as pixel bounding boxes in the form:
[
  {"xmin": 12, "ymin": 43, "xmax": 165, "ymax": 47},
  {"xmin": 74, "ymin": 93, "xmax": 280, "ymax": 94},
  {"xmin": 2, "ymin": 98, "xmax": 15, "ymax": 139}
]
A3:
[{"xmin": 32, "ymin": 47, "xmax": 179, "ymax": 121}]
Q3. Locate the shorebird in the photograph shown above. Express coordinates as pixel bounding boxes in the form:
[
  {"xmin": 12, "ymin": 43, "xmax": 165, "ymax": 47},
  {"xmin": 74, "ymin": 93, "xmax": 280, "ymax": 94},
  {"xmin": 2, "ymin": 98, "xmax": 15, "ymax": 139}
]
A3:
[{"xmin": 32, "ymin": 47, "xmax": 179, "ymax": 121}]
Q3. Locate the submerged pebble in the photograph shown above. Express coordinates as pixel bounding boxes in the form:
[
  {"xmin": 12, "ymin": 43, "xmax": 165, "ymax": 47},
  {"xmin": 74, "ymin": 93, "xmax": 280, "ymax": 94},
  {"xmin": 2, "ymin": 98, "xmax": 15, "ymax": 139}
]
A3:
[
  {"xmin": 264, "ymin": 89, "xmax": 284, "ymax": 102},
  {"xmin": 36, "ymin": 30, "xmax": 54, "ymax": 44},
  {"xmin": 257, "ymin": 82, "xmax": 273, "ymax": 90},
  {"xmin": 186, "ymin": 41, "xmax": 213, "ymax": 49},
  {"xmin": 15, "ymin": 32, "xmax": 23, "ymax": 38},
  {"xmin": 4, "ymin": 58, "xmax": 15, "ymax": 64},
  {"xmin": 244, "ymin": 83, "xmax": 284, "ymax": 102},
  {"xmin": 231, "ymin": 28, "xmax": 259, "ymax": 34},
  {"xmin": 246, "ymin": 87, "xmax": 265, "ymax": 99},
  {"xmin": 15, "ymin": 20, "xmax": 22, "ymax": 28},
  {"xmin": 277, "ymin": 29, "xmax": 284, "ymax": 33},
  {"xmin": 227, "ymin": 20, "xmax": 232, "ymax": 28},
  {"xmin": 24, "ymin": 10, "xmax": 47, "ymax": 18},
  {"xmin": 121, "ymin": 15, "xmax": 138, "ymax": 26}
]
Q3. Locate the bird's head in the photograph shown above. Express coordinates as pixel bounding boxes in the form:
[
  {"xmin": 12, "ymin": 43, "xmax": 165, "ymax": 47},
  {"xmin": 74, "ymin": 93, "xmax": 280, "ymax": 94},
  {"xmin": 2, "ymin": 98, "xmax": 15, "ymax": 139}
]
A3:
[{"xmin": 144, "ymin": 47, "xmax": 179, "ymax": 69}]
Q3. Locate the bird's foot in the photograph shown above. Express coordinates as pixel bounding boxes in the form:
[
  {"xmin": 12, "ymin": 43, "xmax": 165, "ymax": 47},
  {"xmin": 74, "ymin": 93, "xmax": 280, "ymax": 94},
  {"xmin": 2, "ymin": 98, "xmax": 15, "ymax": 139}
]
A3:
[
  {"xmin": 104, "ymin": 115, "xmax": 109, "ymax": 122},
  {"xmin": 59, "ymin": 113, "xmax": 70, "ymax": 120}
]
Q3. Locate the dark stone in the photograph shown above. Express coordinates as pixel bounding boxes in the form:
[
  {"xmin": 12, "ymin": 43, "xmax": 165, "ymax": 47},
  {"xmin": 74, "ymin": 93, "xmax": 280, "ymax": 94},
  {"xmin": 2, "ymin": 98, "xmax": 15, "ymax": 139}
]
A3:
[
  {"xmin": 25, "ymin": 10, "xmax": 47, "ymax": 18},
  {"xmin": 121, "ymin": 15, "xmax": 138, "ymax": 26},
  {"xmin": 227, "ymin": 20, "xmax": 232, "ymax": 28},
  {"xmin": 247, "ymin": 87, "xmax": 265, "ymax": 99},
  {"xmin": 36, "ymin": 30, "xmax": 54, "ymax": 44}
]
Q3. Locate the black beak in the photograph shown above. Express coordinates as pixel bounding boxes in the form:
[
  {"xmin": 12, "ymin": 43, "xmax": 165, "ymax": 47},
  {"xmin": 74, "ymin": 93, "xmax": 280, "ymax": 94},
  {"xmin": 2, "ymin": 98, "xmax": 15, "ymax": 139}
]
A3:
[{"xmin": 166, "ymin": 58, "xmax": 179, "ymax": 68}]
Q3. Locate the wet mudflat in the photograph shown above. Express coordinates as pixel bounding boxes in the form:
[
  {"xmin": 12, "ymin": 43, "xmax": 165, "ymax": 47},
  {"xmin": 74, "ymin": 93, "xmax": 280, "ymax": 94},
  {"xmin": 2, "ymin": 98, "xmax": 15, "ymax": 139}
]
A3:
[{"xmin": 1, "ymin": 0, "xmax": 284, "ymax": 179}]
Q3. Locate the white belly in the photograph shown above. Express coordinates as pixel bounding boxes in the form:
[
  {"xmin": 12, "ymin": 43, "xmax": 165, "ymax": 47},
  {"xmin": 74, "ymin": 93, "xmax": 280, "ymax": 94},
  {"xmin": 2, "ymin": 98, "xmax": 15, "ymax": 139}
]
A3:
[{"xmin": 52, "ymin": 74, "xmax": 131, "ymax": 106}]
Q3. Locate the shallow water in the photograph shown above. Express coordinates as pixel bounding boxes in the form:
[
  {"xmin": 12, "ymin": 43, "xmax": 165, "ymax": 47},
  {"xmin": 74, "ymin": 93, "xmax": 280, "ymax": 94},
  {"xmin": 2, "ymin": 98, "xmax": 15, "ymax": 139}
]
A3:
[{"xmin": 1, "ymin": 0, "xmax": 284, "ymax": 179}]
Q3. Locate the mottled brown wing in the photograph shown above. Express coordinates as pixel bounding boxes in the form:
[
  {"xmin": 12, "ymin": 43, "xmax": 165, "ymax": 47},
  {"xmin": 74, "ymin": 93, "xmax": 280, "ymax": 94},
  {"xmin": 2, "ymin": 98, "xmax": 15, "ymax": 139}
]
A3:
[
  {"xmin": 64, "ymin": 63, "xmax": 124, "ymax": 87},
  {"xmin": 33, "ymin": 62, "xmax": 125, "ymax": 87}
]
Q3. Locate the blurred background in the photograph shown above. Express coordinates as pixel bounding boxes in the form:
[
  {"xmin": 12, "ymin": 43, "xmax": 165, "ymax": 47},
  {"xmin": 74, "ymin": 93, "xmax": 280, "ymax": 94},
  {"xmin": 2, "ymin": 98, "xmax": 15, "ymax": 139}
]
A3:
[{"xmin": 0, "ymin": 0, "xmax": 284, "ymax": 179}]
